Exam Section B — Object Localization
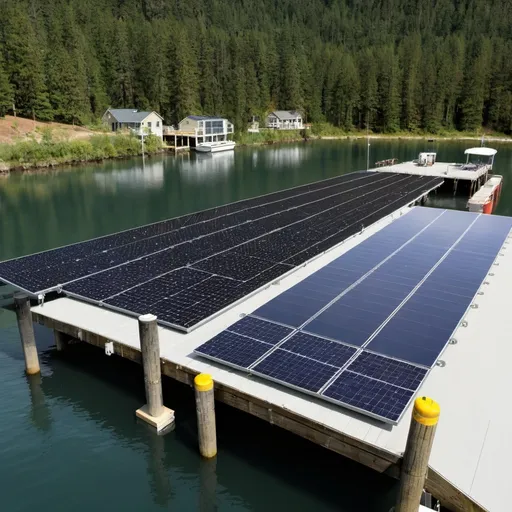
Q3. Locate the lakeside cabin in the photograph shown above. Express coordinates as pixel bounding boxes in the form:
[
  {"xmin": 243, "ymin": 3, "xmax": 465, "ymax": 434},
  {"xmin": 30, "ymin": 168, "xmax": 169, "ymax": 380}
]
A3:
[
  {"xmin": 266, "ymin": 110, "xmax": 304, "ymax": 130},
  {"xmin": 102, "ymin": 109, "xmax": 164, "ymax": 140},
  {"xmin": 163, "ymin": 115, "xmax": 234, "ymax": 150}
]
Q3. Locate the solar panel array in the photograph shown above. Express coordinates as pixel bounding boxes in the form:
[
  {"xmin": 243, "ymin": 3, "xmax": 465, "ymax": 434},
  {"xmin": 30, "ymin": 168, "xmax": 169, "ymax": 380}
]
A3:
[
  {"xmin": 0, "ymin": 172, "xmax": 442, "ymax": 331},
  {"xmin": 195, "ymin": 207, "xmax": 512, "ymax": 424}
]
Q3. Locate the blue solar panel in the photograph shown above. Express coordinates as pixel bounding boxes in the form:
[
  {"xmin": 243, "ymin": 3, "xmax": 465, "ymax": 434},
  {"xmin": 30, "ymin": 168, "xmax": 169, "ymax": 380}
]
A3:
[
  {"xmin": 194, "ymin": 331, "xmax": 271, "ymax": 369},
  {"xmin": 195, "ymin": 208, "xmax": 512, "ymax": 424},
  {"xmin": 252, "ymin": 349, "xmax": 339, "ymax": 392},
  {"xmin": 346, "ymin": 351, "xmax": 427, "ymax": 390},
  {"xmin": 228, "ymin": 316, "xmax": 293, "ymax": 345},
  {"xmin": 322, "ymin": 371, "xmax": 414, "ymax": 423},
  {"xmin": 280, "ymin": 332, "xmax": 356, "ymax": 367}
]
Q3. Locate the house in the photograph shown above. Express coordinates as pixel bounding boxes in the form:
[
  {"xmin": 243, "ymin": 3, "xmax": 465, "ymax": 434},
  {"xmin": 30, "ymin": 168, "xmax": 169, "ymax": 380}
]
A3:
[
  {"xmin": 266, "ymin": 111, "xmax": 304, "ymax": 130},
  {"xmin": 177, "ymin": 115, "xmax": 234, "ymax": 147},
  {"xmin": 102, "ymin": 109, "xmax": 164, "ymax": 139}
]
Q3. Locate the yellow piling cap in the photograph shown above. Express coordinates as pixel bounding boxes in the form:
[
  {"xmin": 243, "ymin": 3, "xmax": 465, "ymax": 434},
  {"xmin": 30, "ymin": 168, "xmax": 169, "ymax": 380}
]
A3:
[
  {"xmin": 413, "ymin": 396, "xmax": 440, "ymax": 426},
  {"xmin": 194, "ymin": 373, "xmax": 214, "ymax": 391}
]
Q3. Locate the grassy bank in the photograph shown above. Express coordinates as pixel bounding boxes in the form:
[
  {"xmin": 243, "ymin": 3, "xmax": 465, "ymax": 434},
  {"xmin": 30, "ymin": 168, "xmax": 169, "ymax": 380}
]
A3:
[
  {"xmin": 310, "ymin": 123, "xmax": 512, "ymax": 141},
  {"xmin": 0, "ymin": 132, "xmax": 162, "ymax": 172},
  {"xmin": 236, "ymin": 124, "xmax": 512, "ymax": 147},
  {"xmin": 236, "ymin": 129, "xmax": 307, "ymax": 145}
]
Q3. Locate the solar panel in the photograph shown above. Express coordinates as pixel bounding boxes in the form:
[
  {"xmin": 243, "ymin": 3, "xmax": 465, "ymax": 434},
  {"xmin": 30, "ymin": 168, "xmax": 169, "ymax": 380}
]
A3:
[
  {"xmin": 0, "ymin": 172, "xmax": 442, "ymax": 331},
  {"xmin": 195, "ymin": 207, "xmax": 512, "ymax": 424}
]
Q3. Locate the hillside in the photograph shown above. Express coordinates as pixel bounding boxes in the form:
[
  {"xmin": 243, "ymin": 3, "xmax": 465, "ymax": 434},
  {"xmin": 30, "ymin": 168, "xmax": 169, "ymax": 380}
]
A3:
[
  {"xmin": 1, "ymin": 0, "xmax": 512, "ymax": 134},
  {"xmin": 0, "ymin": 116, "xmax": 96, "ymax": 144}
]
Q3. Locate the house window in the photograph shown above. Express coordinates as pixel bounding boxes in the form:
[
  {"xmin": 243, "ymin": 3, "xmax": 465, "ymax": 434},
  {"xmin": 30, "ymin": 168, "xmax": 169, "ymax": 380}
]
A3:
[
  {"xmin": 156, "ymin": 121, "xmax": 160, "ymax": 127},
  {"xmin": 148, "ymin": 122, "xmax": 152, "ymax": 128},
  {"xmin": 205, "ymin": 120, "xmax": 224, "ymax": 135}
]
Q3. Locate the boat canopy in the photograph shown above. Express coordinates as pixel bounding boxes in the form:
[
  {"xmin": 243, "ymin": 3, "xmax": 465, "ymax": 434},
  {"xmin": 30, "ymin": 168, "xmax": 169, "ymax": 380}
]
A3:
[{"xmin": 464, "ymin": 147, "xmax": 497, "ymax": 156}]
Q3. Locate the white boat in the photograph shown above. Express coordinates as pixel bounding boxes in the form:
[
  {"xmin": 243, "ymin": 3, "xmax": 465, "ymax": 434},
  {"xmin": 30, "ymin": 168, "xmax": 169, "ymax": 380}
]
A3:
[{"xmin": 194, "ymin": 140, "xmax": 236, "ymax": 153}]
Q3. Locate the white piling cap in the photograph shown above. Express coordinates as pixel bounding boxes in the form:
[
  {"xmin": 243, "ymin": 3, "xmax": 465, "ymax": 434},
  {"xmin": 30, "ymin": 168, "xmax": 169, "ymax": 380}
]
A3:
[{"xmin": 139, "ymin": 313, "xmax": 157, "ymax": 323}]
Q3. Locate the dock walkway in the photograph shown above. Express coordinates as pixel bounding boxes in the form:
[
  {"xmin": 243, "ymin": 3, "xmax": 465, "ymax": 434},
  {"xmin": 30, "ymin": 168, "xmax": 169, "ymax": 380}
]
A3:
[
  {"xmin": 31, "ymin": 205, "xmax": 511, "ymax": 512},
  {"xmin": 375, "ymin": 161, "xmax": 489, "ymax": 182}
]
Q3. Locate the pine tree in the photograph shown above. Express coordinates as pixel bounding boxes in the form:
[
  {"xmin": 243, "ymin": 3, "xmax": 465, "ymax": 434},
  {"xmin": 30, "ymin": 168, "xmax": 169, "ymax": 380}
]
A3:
[
  {"xmin": 377, "ymin": 46, "xmax": 401, "ymax": 132},
  {"xmin": 400, "ymin": 35, "xmax": 422, "ymax": 131},
  {"xmin": 0, "ymin": 54, "xmax": 13, "ymax": 117},
  {"xmin": 358, "ymin": 49, "xmax": 378, "ymax": 130},
  {"xmin": 2, "ymin": 2, "xmax": 52, "ymax": 120},
  {"xmin": 461, "ymin": 38, "xmax": 492, "ymax": 131},
  {"xmin": 169, "ymin": 26, "xmax": 199, "ymax": 123}
]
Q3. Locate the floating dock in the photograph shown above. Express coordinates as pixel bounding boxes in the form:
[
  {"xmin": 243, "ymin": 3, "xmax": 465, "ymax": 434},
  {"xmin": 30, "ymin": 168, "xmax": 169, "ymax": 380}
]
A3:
[
  {"xmin": 19, "ymin": 205, "xmax": 510, "ymax": 511},
  {"xmin": 468, "ymin": 175, "xmax": 503, "ymax": 214},
  {"xmin": 374, "ymin": 147, "xmax": 498, "ymax": 199},
  {"xmin": 3, "ymin": 172, "xmax": 509, "ymax": 511}
]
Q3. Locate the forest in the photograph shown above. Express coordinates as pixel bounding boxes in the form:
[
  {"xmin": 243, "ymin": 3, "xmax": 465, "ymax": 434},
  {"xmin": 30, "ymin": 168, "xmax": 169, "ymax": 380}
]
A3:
[{"xmin": 0, "ymin": 0, "xmax": 512, "ymax": 134}]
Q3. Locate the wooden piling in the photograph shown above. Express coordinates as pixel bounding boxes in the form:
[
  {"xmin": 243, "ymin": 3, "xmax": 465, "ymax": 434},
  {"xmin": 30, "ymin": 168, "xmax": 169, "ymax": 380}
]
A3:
[
  {"xmin": 395, "ymin": 396, "xmax": 440, "ymax": 512},
  {"xmin": 194, "ymin": 373, "xmax": 217, "ymax": 458},
  {"xmin": 14, "ymin": 293, "xmax": 40, "ymax": 375},
  {"xmin": 135, "ymin": 314, "xmax": 174, "ymax": 432}
]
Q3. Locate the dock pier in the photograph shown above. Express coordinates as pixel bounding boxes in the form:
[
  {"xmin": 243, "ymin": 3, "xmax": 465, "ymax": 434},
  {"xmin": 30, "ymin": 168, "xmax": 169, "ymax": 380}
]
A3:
[{"xmin": 2, "ymin": 171, "xmax": 508, "ymax": 512}]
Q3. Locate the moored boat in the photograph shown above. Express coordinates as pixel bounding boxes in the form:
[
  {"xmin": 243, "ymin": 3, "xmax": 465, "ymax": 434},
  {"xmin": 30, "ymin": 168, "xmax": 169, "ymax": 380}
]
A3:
[{"xmin": 194, "ymin": 141, "xmax": 236, "ymax": 153}]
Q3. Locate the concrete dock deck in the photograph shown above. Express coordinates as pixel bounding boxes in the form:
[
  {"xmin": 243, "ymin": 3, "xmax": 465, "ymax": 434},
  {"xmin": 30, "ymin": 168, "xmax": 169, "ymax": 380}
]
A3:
[
  {"xmin": 30, "ymin": 205, "xmax": 511, "ymax": 512},
  {"xmin": 374, "ymin": 161, "xmax": 490, "ymax": 182}
]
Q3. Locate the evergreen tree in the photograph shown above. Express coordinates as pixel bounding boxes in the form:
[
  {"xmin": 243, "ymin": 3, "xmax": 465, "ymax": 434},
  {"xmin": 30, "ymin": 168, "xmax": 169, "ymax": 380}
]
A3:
[
  {"xmin": 358, "ymin": 49, "xmax": 378, "ymax": 129},
  {"xmin": 0, "ymin": 54, "xmax": 13, "ymax": 117},
  {"xmin": 461, "ymin": 38, "xmax": 492, "ymax": 131},
  {"xmin": 377, "ymin": 46, "xmax": 401, "ymax": 132},
  {"xmin": 400, "ymin": 35, "xmax": 422, "ymax": 131},
  {"xmin": 0, "ymin": 0, "xmax": 511, "ymax": 133},
  {"xmin": 169, "ymin": 26, "xmax": 199, "ymax": 123},
  {"xmin": 2, "ymin": 2, "xmax": 52, "ymax": 120}
]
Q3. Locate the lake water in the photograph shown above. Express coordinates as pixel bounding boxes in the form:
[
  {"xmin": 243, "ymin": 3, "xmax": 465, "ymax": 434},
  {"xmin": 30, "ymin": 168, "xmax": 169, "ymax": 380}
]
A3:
[{"xmin": 1, "ymin": 139, "xmax": 511, "ymax": 511}]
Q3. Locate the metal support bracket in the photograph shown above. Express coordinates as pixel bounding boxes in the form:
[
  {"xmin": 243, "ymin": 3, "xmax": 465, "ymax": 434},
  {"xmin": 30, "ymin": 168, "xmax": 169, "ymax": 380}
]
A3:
[{"xmin": 105, "ymin": 341, "xmax": 114, "ymax": 356}]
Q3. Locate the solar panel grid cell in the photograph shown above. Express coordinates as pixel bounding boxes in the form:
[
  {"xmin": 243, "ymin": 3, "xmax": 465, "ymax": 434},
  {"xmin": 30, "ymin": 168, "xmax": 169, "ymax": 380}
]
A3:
[
  {"xmin": 322, "ymin": 371, "xmax": 414, "ymax": 423},
  {"xmin": 252, "ymin": 349, "xmax": 339, "ymax": 393}
]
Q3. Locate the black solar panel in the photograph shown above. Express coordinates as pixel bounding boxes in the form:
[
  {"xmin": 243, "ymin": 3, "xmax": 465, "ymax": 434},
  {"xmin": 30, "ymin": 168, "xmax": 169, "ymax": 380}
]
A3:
[
  {"xmin": 195, "ymin": 208, "xmax": 512, "ymax": 424},
  {"xmin": 0, "ymin": 172, "xmax": 442, "ymax": 330}
]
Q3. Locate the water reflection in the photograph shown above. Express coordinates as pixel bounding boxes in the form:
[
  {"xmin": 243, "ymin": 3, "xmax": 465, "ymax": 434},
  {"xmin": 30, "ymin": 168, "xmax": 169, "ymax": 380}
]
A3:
[
  {"xmin": 259, "ymin": 144, "xmax": 312, "ymax": 169},
  {"xmin": 27, "ymin": 373, "xmax": 52, "ymax": 432},
  {"xmin": 199, "ymin": 458, "xmax": 217, "ymax": 512},
  {"xmin": 178, "ymin": 152, "xmax": 234, "ymax": 183},
  {"xmin": 93, "ymin": 158, "xmax": 165, "ymax": 190},
  {"xmin": 145, "ymin": 423, "xmax": 173, "ymax": 506}
]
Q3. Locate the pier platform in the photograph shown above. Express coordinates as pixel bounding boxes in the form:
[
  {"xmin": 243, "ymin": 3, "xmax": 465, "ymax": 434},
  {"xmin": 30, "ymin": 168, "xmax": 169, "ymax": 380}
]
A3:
[
  {"xmin": 374, "ymin": 160, "xmax": 490, "ymax": 182},
  {"xmin": 29, "ymin": 205, "xmax": 511, "ymax": 512}
]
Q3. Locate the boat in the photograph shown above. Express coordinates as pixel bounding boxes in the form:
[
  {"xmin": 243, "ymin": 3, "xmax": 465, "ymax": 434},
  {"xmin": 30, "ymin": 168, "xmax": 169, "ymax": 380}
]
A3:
[
  {"xmin": 194, "ymin": 140, "xmax": 236, "ymax": 153},
  {"xmin": 467, "ymin": 175, "xmax": 503, "ymax": 214}
]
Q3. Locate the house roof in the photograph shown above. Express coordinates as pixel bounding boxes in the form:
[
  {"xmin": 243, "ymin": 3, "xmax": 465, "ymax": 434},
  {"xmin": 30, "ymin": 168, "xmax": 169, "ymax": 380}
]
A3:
[
  {"xmin": 185, "ymin": 115, "xmax": 225, "ymax": 121},
  {"xmin": 106, "ymin": 109, "xmax": 163, "ymax": 123},
  {"xmin": 270, "ymin": 110, "xmax": 302, "ymax": 120}
]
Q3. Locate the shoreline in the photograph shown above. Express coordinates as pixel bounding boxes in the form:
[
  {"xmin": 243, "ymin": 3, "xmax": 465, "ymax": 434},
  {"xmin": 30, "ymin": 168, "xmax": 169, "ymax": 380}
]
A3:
[
  {"xmin": 318, "ymin": 134, "xmax": 512, "ymax": 143},
  {"xmin": 2, "ymin": 132, "xmax": 512, "ymax": 175},
  {"xmin": 0, "ymin": 150, "xmax": 165, "ymax": 176}
]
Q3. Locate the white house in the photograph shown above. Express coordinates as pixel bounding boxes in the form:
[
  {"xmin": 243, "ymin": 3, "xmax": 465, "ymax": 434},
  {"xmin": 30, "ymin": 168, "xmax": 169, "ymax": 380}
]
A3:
[
  {"xmin": 102, "ymin": 109, "xmax": 164, "ymax": 140},
  {"xmin": 177, "ymin": 115, "xmax": 234, "ymax": 146},
  {"xmin": 266, "ymin": 111, "xmax": 304, "ymax": 130}
]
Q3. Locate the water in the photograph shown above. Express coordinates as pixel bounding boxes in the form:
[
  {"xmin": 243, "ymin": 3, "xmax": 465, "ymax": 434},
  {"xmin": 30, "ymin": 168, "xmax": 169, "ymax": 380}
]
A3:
[{"xmin": 1, "ymin": 139, "xmax": 511, "ymax": 511}]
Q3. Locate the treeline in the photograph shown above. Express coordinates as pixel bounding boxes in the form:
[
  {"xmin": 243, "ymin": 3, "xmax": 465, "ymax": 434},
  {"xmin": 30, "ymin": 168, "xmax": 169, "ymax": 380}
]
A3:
[{"xmin": 1, "ymin": 0, "xmax": 512, "ymax": 133}]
